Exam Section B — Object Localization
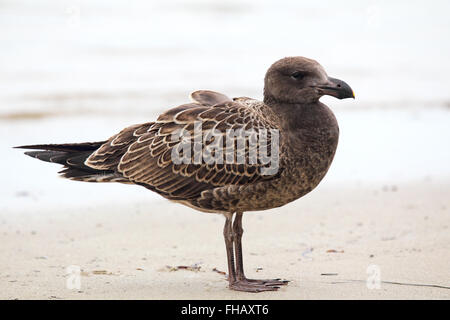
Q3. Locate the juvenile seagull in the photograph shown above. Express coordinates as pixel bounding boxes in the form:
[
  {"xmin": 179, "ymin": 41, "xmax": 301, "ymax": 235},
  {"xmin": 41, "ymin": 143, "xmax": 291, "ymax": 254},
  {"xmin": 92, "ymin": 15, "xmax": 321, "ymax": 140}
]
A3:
[{"xmin": 17, "ymin": 57, "xmax": 354, "ymax": 292}]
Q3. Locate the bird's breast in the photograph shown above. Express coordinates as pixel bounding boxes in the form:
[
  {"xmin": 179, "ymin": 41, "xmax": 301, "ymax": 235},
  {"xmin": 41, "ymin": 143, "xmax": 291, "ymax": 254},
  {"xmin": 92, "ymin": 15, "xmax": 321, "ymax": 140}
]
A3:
[{"xmin": 277, "ymin": 104, "xmax": 340, "ymax": 200}]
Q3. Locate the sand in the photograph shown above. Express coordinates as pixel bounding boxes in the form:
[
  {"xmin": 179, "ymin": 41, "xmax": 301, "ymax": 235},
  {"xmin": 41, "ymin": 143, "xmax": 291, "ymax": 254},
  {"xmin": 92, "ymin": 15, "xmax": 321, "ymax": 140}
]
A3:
[{"xmin": 1, "ymin": 178, "xmax": 449, "ymax": 300}]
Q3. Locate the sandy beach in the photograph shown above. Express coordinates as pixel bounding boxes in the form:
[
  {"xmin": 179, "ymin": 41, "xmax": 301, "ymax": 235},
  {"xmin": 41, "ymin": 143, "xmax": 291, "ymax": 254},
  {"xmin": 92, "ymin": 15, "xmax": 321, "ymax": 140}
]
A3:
[{"xmin": 1, "ymin": 178, "xmax": 449, "ymax": 300}]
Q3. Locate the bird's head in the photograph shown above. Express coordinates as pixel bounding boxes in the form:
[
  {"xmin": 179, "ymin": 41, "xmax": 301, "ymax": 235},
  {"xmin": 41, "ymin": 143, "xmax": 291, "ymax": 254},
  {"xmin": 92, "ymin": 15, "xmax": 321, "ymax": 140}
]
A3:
[{"xmin": 263, "ymin": 56, "xmax": 355, "ymax": 104}]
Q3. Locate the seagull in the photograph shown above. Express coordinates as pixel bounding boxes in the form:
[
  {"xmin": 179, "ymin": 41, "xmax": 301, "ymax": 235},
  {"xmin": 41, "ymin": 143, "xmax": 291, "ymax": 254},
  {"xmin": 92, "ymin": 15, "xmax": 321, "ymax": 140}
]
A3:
[{"xmin": 16, "ymin": 57, "xmax": 354, "ymax": 292}]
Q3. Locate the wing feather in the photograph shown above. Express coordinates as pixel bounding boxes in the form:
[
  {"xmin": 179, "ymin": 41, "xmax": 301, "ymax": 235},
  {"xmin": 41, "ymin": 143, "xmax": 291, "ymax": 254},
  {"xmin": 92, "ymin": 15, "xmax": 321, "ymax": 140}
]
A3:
[{"xmin": 85, "ymin": 95, "xmax": 281, "ymax": 201}]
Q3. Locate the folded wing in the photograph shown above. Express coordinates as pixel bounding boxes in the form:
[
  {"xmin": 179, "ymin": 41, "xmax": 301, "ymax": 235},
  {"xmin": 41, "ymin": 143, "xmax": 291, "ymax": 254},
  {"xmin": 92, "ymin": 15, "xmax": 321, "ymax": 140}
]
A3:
[{"xmin": 86, "ymin": 91, "xmax": 281, "ymax": 200}]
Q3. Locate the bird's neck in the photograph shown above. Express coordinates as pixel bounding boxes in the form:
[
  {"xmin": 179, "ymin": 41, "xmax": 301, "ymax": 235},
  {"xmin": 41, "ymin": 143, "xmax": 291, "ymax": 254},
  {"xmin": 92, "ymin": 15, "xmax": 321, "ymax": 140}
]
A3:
[{"xmin": 265, "ymin": 98, "xmax": 336, "ymax": 132}]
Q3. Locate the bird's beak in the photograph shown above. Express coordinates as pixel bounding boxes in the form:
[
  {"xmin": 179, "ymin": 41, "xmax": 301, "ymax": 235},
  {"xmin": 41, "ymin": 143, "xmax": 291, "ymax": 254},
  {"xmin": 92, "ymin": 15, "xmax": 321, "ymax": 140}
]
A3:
[{"xmin": 316, "ymin": 77, "xmax": 355, "ymax": 99}]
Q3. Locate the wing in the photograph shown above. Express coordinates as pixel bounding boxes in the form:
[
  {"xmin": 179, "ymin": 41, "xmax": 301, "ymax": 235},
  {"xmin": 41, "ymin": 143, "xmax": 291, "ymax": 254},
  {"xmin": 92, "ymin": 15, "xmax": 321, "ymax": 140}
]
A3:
[
  {"xmin": 190, "ymin": 90, "xmax": 231, "ymax": 106},
  {"xmin": 86, "ymin": 91, "xmax": 281, "ymax": 200}
]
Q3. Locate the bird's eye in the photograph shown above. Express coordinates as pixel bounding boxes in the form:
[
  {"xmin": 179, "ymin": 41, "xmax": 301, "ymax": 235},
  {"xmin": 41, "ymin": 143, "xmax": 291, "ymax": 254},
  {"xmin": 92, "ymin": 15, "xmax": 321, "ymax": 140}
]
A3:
[{"xmin": 291, "ymin": 71, "xmax": 306, "ymax": 80}]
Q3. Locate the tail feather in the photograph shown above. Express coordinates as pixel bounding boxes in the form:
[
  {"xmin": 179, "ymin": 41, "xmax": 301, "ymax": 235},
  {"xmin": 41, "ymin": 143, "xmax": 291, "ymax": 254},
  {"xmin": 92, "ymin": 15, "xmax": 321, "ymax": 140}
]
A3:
[
  {"xmin": 15, "ymin": 142, "xmax": 106, "ymax": 152},
  {"xmin": 23, "ymin": 150, "xmax": 68, "ymax": 164},
  {"xmin": 16, "ymin": 141, "xmax": 128, "ymax": 183}
]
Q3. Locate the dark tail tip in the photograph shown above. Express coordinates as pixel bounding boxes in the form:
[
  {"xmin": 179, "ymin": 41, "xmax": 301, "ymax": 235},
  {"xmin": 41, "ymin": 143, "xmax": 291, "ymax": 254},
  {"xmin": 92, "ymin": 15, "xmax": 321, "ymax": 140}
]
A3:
[
  {"xmin": 15, "ymin": 142, "xmax": 105, "ymax": 164},
  {"xmin": 14, "ymin": 142, "xmax": 106, "ymax": 152}
]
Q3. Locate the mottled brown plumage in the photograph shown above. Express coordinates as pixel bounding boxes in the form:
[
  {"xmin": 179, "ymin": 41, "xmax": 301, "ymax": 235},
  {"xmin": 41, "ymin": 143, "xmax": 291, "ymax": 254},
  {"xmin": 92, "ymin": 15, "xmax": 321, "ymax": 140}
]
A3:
[
  {"xmin": 17, "ymin": 57, "xmax": 354, "ymax": 292},
  {"xmin": 84, "ymin": 94, "xmax": 281, "ymax": 213}
]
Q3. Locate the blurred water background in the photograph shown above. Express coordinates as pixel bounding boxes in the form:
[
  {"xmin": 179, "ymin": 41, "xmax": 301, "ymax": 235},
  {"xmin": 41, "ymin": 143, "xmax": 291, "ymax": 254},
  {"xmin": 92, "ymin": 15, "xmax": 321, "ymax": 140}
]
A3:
[{"xmin": 1, "ymin": 0, "xmax": 449, "ymax": 211}]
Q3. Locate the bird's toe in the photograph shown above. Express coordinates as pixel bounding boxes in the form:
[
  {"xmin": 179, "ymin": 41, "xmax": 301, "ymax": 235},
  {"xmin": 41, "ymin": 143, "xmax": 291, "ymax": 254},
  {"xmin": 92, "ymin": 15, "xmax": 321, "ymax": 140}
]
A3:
[
  {"xmin": 229, "ymin": 278, "xmax": 288, "ymax": 293},
  {"xmin": 242, "ymin": 277, "xmax": 290, "ymax": 286}
]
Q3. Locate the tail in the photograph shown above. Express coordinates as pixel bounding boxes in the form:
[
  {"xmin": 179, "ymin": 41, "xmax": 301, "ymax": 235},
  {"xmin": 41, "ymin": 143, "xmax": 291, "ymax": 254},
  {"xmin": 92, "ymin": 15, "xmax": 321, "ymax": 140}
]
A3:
[{"xmin": 15, "ymin": 142, "xmax": 128, "ymax": 182}]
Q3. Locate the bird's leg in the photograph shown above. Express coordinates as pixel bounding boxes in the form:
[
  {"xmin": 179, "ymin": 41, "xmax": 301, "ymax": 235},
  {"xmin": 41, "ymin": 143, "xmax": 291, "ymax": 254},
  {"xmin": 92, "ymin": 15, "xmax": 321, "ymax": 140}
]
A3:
[
  {"xmin": 233, "ymin": 211, "xmax": 246, "ymax": 281},
  {"xmin": 228, "ymin": 211, "xmax": 289, "ymax": 292},
  {"xmin": 223, "ymin": 213, "xmax": 237, "ymax": 284}
]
